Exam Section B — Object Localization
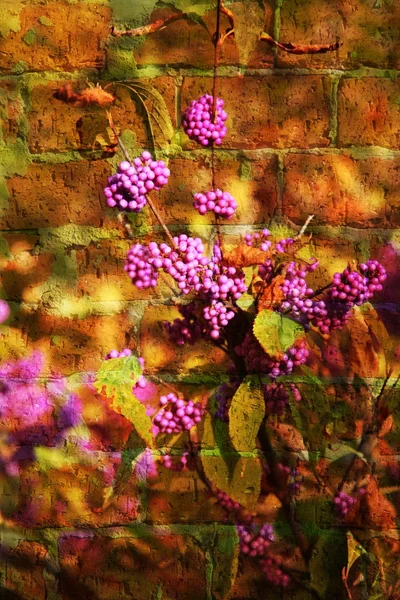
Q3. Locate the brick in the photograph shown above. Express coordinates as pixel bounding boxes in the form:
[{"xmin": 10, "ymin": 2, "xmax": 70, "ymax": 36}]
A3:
[
  {"xmin": 283, "ymin": 154, "xmax": 400, "ymax": 228},
  {"xmin": 3, "ymin": 311, "xmax": 136, "ymax": 375},
  {"xmin": 10, "ymin": 454, "xmax": 141, "ymax": 528},
  {"xmin": 2, "ymin": 249, "xmax": 55, "ymax": 303},
  {"xmin": 278, "ymin": 0, "xmax": 400, "ymax": 69},
  {"xmin": 146, "ymin": 466, "xmax": 225, "ymax": 524},
  {"xmin": 59, "ymin": 531, "xmax": 208, "ymax": 600},
  {"xmin": 0, "ymin": 2, "xmax": 111, "ymax": 73},
  {"xmin": 1, "ymin": 160, "xmax": 111, "ymax": 229},
  {"xmin": 338, "ymin": 78, "xmax": 400, "ymax": 149},
  {"xmin": 157, "ymin": 154, "xmax": 278, "ymax": 225},
  {"xmin": 27, "ymin": 76, "xmax": 176, "ymax": 153},
  {"xmin": 181, "ymin": 76, "xmax": 331, "ymax": 149},
  {"xmin": 140, "ymin": 304, "xmax": 231, "ymax": 374},
  {"xmin": 0, "ymin": 79, "xmax": 26, "ymax": 145},
  {"xmin": 133, "ymin": 3, "xmax": 274, "ymax": 69},
  {"xmin": 370, "ymin": 237, "xmax": 400, "ymax": 304},
  {"xmin": 4, "ymin": 540, "xmax": 47, "ymax": 600}
]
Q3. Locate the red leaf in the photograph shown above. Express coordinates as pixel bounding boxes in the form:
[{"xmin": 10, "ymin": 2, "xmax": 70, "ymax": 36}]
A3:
[{"xmin": 54, "ymin": 84, "xmax": 115, "ymax": 108}]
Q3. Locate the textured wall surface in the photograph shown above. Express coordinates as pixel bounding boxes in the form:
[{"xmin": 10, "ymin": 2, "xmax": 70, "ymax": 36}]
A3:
[{"xmin": 0, "ymin": 0, "xmax": 399, "ymax": 598}]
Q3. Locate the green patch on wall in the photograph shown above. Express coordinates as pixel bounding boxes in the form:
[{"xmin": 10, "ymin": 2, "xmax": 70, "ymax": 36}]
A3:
[
  {"xmin": 0, "ymin": 140, "xmax": 31, "ymax": 212},
  {"xmin": 22, "ymin": 29, "xmax": 36, "ymax": 45}
]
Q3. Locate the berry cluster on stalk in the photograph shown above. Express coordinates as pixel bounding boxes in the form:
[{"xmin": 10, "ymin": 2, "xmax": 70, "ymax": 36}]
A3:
[
  {"xmin": 104, "ymin": 151, "xmax": 170, "ymax": 212},
  {"xmin": 153, "ymin": 393, "xmax": 205, "ymax": 434},
  {"xmin": 237, "ymin": 523, "xmax": 275, "ymax": 558},
  {"xmin": 263, "ymin": 382, "xmax": 301, "ymax": 415},
  {"xmin": 193, "ymin": 189, "xmax": 237, "ymax": 218},
  {"xmin": 333, "ymin": 489, "xmax": 365, "ymax": 518},
  {"xmin": 182, "ymin": 94, "xmax": 228, "ymax": 146}
]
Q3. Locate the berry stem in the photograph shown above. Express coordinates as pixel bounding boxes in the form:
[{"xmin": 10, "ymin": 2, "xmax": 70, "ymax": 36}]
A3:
[{"xmin": 105, "ymin": 110, "xmax": 178, "ymax": 250}]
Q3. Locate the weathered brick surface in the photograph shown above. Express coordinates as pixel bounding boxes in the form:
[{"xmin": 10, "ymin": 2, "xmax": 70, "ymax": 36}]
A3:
[
  {"xmin": 283, "ymin": 154, "xmax": 400, "ymax": 227},
  {"xmin": 0, "ymin": 2, "xmax": 111, "ymax": 73},
  {"xmin": 3, "ymin": 540, "xmax": 48, "ymax": 600},
  {"xmin": 27, "ymin": 76, "xmax": 176, "ymax": 153},
  {"xmin": 133, "ymin": 3, "xmax": 275, "ymax": 69},
  {"xmin": 157, "ymin": 154, "xmax": 278, "ymax": 225},
  {"xmin": 180, "ymin": 76, "xmax": 332, "ymax": 149},
  {"xmin": 1, "ymin": 160, "xmax": 111, "ymax": 229},
  {"xmin": 338, "ymin": 78, "xmax": 400, "ymax": 149},
  {"xmin": 278, "ymin": 0, "xmax": 400, "ymax": 69},
  {"xmin": 58, "ymin": 531, "xmax": 208, "ymax": 600}
]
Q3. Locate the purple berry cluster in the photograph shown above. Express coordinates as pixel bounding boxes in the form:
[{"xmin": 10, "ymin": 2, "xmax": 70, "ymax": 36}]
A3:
[
  {"xmin": 203, "ymin": 300, "xmax": 235, "ymax": 339},
  {"xmin": 237, "ymin": 523, "xmax": 275, "ymax": 558},
  {"xmin": 104, "ymin": 152, "xmax": 170, "ymax": 212},
  {"xmin": 153, "ymin": 393, "xmax": 205, "ymax": 434},
  {"xmin": 280, "ymin": 260, "xmax": 326, "ymax": 319},
  {"xmin": 182, "ymin": 94, "xmax": 228, "ymax": 146},
  {"xmin": 105, "ymin": 349, "xmax": 146, "ymax": 389},
  {"xmin": 244, "ymin": 229, "xmax": 272, "ymax": 252},
  {"xmin": 260, "ymin": 557, "xmax": 290, "ymax": 588},
  {"xmin": 124, "ymin": 243, "xmax": 160, "ymax": 289},
  {"xmin": 215, "ymin": 488, "xmax": 241, "ymax": 512},
  {"xmin": 235, "ymin": 333, "xmax": 309, "ymax": 378},
  {"xmin": 275, "ymin": 237, "xmax": 294, "ymax": 253},
  {"xmin": 193, "ymin": 189, "xmax": 237, "ymax": 218},
  {"xmin": 165, "ymin": 303, "xmax": 203, "ymax": 346},
  {"xmin": 161, "ymin": 452, "xmax": 189, "ymax": 472},
  {"xmin": 333, "ymin": 490, "xmax": 365, "ymax": 518},
  {"xmin": 263, "ymin": 382, "xmax": 301, "ymax": 415}
]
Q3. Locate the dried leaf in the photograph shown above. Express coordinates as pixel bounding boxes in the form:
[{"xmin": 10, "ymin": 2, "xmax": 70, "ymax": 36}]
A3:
[
  {"xmin": 353, "ymin": 477, "xmax": 397, "ymax": 530},
  {"xmin": 224, "ymin": 243, "xmax": 270, "ymax": 268},
  {"xmin": 54, "ymin": 83, "xmax": 115, "ymax": 107},
  {"xmin": 378, "ymin": 414, "xmax": 394, "ymax": 439},
  {"xmin": 258, "ymin": 275, "xmax": 286, "ymax": 312}
]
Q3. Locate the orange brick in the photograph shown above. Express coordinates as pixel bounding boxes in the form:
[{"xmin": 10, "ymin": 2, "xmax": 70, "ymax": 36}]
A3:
[
  {"xmin": 0, "ymin": 2, "xmax": 111, "ymax": 73},
  {"xmin": 180, "ymin": 76, "xmax": 331, "ymax": 149},
  {"xmin": 133, "ymin": 3, "xmax": 274, "ymax": 69},
  {"xmin": 156, "ymin": 154, "xmax": 278, "ymax": 225},
  {"xmin": 4, "ymin": 310, "xmax": 136, "ymax": 375},
  {"xmin": 0, "ymin": 79, "xmax": 25, "ymax": 145},
  {"xmin": 338, "ymin": 78, "xmax": 400, "ymax": 149},
  {"xmin": 2, "ymin": 160, "xmax": 111, "ymax": 229},
  {"xmin": 4, "ymin": 541, "xmax": 47, "ymax": 600},
  {"xmin": 283, "ymin": 154, "xmax": 400, "ymax": 228},
  {"xmin": 278, "ymin": 0, "xmax": 400, "ymax": 70},
  {"xmin": 2, "ymin": 250, "xmax": 55, "ymax": 303},
  {"xmin": 59, "ymin": 531, "xmax": 208, "ymax": 600}
]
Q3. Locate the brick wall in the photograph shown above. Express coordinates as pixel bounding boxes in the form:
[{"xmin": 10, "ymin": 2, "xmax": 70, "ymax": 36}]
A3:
[{"xmin": 0, "ymin": 1, "xmax": 399, "ymax": 598}]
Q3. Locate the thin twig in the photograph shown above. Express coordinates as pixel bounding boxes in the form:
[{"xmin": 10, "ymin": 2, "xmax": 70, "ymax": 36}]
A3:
[
  {"xmin": 259, "ymin": 32, "xmax": 342, "ymax": 55},
  {"xmin": 111, "ymin": 14, "xmax": 186, "ymax": 37},
  {"xmin": 295, "ymin": 214, "xmax": 314, "ymax": 239}
]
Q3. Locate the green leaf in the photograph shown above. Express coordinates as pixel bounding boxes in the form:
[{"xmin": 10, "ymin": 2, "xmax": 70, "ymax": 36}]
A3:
[
  {"xmin": 228, "ymin": 377, "xmax": 264, "ymax": 453},
  {"xmin": 167, "ymin": 0, "xmax": 211, "ymax": 17},
  {"xmin": 94, "ymin": 356, "xmax": 153, "ymax": 447},
  {"xmin": 200, "ymin": 412, "xmax": 261, "ymax": 510},
  {"xmin": 345, "ymin": 531, "xmax": 366, "ymax": 575},
  {"xmin": 253, "ymin": 310, "xmax": 304, "ymax": 357},
  {"xmin": 325, "ymin": 442, "xmax": 364, "ymax": 463}
]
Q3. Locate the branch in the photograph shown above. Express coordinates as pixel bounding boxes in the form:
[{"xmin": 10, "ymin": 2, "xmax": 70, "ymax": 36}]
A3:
[
  {"xmin": 259, "ymin": 32, "xmax": 342, "ymax": 55},
  {"xmin": 111, "ymin": 14, "xmax": 186, "ymax": 37},
  {"xmin": 295, "ymin": 215, "xmax": 314, "ymax": 240}
]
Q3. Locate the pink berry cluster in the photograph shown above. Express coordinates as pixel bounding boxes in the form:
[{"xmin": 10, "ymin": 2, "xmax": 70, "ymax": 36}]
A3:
[
  {"xmin": 333, "ymin": 490, "xmax": 365, "ymax": 518},
  {"xmin": 104, "ymin": 152, "xmax": 170, "ymax": 212},
  {"xmin": 164, "ymin": 303, "xmax": 203, "ymax": 346},
  {"xmin": 260, "ymin": 557, "xmax": 291, "ymax": 588},
  {"xmin": 0, "ymin": 299, "xmax": 10, "ymax": 324},
  {"xmin": 153, "ymin": 393, "xmax": 205, "ymax": 434},
  {"xmin": 193, "ymin": 189, "xmax": 237, "ymax": 218},
  {"xmin": 235, "ymin": 333, "xmax": 309, "ymax": 379},
  {"xmin": 105, "ymin": 349, "xmax": 146, "ymax": 389},
  {"xmin": 161, "ymin": 452, "xmax": 189, "ymax": 471},
  {"xmin": 203, "ymin": 300, "xmax": 235, "ymax": 340},
  {"xmin": 275, "ymin": 237, "xmax": 294, "ymax": 253},
  {"xmin": 182, "ymin": 94, "xmax": 228, "ymax": 146},
  {"xmin": 215, "ymin": 488, "xmax": 241, "ymax": 512},
  {"xmin": 237, "ymin": 523, "xmax": 275, "ymax": 558},
  {"xmin": 263, "ymin": 382, "xmax": 301, "ymax": 415},
  {"xmin": 277, "ymin": 464, "xmax": 301, "ymax": 495},
  {"xmin": 280, "ymin": 260, "xmax": 326, "ymax": 319},
  {"xmin": 244, "ymin": 229, "xmax": 272, "ymax": 252},
  {"xmin": 124, "ymin": 244, "xmax": 159, "ymax": 289}
]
